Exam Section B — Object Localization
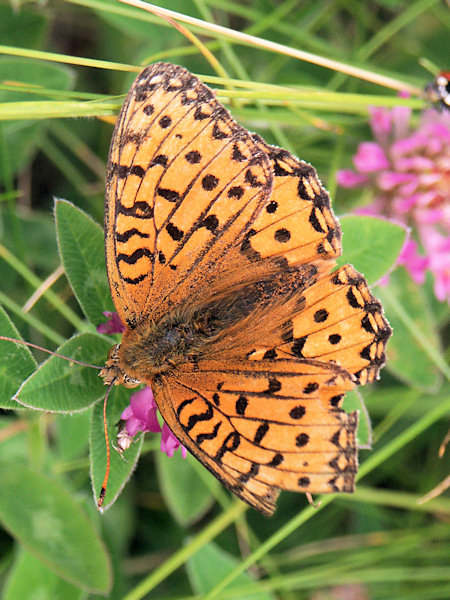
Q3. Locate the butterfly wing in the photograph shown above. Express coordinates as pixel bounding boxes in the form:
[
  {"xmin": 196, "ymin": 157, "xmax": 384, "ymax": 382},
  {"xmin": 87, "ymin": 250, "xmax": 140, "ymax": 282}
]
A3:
[
  {"xmin": 244, "ymin": 135, "xmax": 342, "ymax": 266},
  {"xmin": 149, "ymin": 262, "xmax": 389, "ymax": 514},
  {"xmin": 105, "ymin": 62, "xmax": 273, "ymax": 327},
  {"xmin": 153, "ymin": 358, "xmax": 356, "ymax": 516},
  {"xmin": 225, "ymin": 137, "xmax": 390, "ymax": 384},
  {"xmin": 246, "ymin": 263, "xmax": 391, "ymax": 385}
]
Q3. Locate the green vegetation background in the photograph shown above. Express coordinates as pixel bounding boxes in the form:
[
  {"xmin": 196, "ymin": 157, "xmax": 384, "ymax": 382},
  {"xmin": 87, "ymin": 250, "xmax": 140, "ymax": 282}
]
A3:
[{"xmin": 0, "ymin": 1, "xmax": 448, "ymax": 599}]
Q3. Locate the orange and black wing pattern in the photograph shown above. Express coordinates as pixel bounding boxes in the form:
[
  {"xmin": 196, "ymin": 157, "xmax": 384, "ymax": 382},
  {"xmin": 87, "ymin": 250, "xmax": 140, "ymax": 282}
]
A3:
[
  {"xmin": 105, "ymin": 62, "xmax": 272, "ymax": 327},
  {"xmin": 104, "ymin": 62, "xmax": 391, "ymax": 515},
  {"xmin": 156, "ymin": 359, "xmax": 356, "ymax": 516},
  {"xmin": 242, "ymin": 135, "xmax": 342, "ymax": 267},
  {"xmin": 153, "ymin": 264, "xmax": 390, "ymax": 515}
]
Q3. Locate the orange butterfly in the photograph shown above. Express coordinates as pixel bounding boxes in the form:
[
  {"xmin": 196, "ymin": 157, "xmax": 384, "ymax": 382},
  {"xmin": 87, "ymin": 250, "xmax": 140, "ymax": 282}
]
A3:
[{"xmin": 100, "ymin": 63, "xmax": 391, "ymax": 516}]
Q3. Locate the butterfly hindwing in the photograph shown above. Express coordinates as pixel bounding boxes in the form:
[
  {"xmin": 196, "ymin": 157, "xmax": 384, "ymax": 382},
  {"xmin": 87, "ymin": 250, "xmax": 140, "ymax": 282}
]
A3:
[
  {"xmin": 274, "ymin": 264, "xmax": 390, "ymax": 384},
  {"xmin": 152, "ymin": 358, "xmax": 356, "ymax": 516}
]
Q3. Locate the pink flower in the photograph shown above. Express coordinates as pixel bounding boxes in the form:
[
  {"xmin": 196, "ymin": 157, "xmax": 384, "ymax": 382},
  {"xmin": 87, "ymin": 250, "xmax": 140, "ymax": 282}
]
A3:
[
  {"xmin": 338, "ymin": 106, "xmax": 450, "ymax": 302},
  {"xmin": 121, "ymin": 387, "xmax": 161, "ymax": 436},
  {"xmin": 353, "ymin": 142, "xmax": 390, "ymax": 173},
  {"xmin": 97, "ymin": 311, "xmax": 125, "ymax": 334},
  {"xmin": 336, "ymin": 170, "xmax": 368, "ymax": 188},
  {"xmin": 420, "ymin": 227, "xmax": 450, "ymax": 302},
  {"xmin": 98, "ymin": 313, "xmax": 188, "ymax": 459},
  {"xmin": 120, "ymin": 386, "xmax": 188, "ymax": 458},
  {"xmin": 161, "ymin": 423, "xmax": 188, "ymax": 459},
  {"xmin": 398, "ymin": 239, "xmax": 429, "ymax": 285}
]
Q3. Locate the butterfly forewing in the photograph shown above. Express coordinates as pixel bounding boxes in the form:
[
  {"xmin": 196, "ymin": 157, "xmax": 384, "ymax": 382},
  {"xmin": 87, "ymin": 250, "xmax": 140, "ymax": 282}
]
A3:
[
  {"xmin": 105, "ymin": 63, "xmax": 272, "ymax": 327},
  {"xmin": 245, "ymin": 136, "xmax": 342, "ymax": 266}
]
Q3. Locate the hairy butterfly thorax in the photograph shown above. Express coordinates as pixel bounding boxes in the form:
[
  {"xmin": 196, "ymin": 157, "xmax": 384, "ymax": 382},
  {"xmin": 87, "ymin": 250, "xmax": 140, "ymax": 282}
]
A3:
[{"xmin": 102, "ymin": 262, "xmax": 320, "ymax": 382}]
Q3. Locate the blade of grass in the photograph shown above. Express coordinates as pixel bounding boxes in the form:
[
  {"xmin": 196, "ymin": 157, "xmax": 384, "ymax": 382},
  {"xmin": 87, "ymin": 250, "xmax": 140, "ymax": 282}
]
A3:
[
  {"xmin": 204, "ymin": 0, "xmax": 336, "ymax": 57},
  {"xmin": 116, "ymin": 0, "xmax": 421, "ymax": 94},
  {"xmin": 194, "ymin": 0, "xmax": 293, "ymax": 149},
  {"xmin": 40, "ymin": 137, "xmax": 96, "ymax": 200},
  {"xmin": 378, "ymin": 287, "xmax": 449, "ymax": 381},
  {"xmin": 0, "ymin": 126, "xmax": 25, "ymax": 262},
  {"xmin": 347, "ymin": 485, "xmax": 450, "ymax": 514},
  {"xmin": 0, "ymin": 82, "xmax": 108, "ymax": 101},
  {"xmin": 178, "ymin": 566, "xmax": 450, "ymax": 599},
  {"xmin": 358, "ymin": 393, "xmax": 450, "ymax": 481},
  {"xmin": 51, "ymin": 122, "xmax": 106, "ymax": 180},
  {"xmin": 0, "ymin": 291, "xmax": 64, "ymax": 345},
  {"xmin": 122, "ymin": 500, "xmax": 247, "ymax": 600},
  {"xmin": 0, "ymin": 243, "xmax": 88, "ymax": 331},
  {"xmin": 0, "ymin": 100, "xmax": 117, "ymax": 121},
  {"xmin": 358, "ymin": 0, "xmax": 441, "ymax": 62},
  {"xmin": 0, "ymin": 44, "xmax": 138, "ymax": 72},
  {"xmin": 329, "ymin": 0, "xmax": 441, "ymax": 90}
]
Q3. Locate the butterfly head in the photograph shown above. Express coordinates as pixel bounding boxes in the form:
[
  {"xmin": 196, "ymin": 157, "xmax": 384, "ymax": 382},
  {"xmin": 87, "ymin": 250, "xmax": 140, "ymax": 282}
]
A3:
[{"xmin": 100, "ymin": 343, "xmax": 141, "ymax": 388}]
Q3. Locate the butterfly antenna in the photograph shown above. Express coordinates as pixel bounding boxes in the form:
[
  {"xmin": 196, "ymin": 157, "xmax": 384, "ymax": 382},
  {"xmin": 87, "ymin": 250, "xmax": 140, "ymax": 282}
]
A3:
[
  {"xmin": 0, "ymin": 336, "xmax": 102, "ymax": 369},
  {"xmin": 97, "ymin": 379, "xmax": 117, "ymax": 509}
]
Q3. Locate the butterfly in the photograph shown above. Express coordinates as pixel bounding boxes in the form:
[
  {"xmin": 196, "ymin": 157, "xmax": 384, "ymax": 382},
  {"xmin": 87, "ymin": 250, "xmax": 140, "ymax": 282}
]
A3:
[
  {"xmin": 100, "ymin": 62, "xmax": 391, "ymax": 516},
  {"xmin": 425, "ymin": 71, "xmax": 450, "ymax": 111}
]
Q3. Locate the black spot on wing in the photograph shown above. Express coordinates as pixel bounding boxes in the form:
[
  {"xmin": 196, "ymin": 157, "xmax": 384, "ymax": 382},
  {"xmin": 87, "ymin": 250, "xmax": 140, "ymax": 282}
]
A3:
[
  {"xmin": 116, "ymin": 228, "xmax": 150, "ymax": 243},
  {"xmin": 235, "ymin": 395, "xmax": 248, "ymax": 416},
  {"xmin": 254, "ymin": 421, "xmax": 269, "ymax": 445},
  {"xmin": 118, "ymin": 201, "xmax": 154, "ymax": 218},
  {"xmin": 215, "ymin": 432, "xmax": 241, "ymax": 461},
  {"xmin": 166, "ymin": 222, "xmax": 184, "ymax": 241},
  {"xmin": 184, "ymin": 404, "xmax": 214, "ymax": 432},
  {"xmin": 201, "ymin": 214, "xmax": 219, "ymax": 232},
  {"xmin": 158, "ymin": 188, "xmax": 180, "ymax": 202}
]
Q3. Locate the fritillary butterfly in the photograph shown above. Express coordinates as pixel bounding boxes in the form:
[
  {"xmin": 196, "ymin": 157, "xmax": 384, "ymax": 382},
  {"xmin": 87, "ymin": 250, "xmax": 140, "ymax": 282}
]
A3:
[{"xmin": 100, "ymin": 63, "xmax": 391, "ymax": 516}]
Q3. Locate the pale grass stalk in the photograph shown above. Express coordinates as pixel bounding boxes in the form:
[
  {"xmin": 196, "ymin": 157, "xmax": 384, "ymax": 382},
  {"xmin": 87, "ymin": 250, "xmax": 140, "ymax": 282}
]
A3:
[
  {"xmin": 117, "ymin": 0, "xmax": 421, "ymax": 94},
  {"xmin": 417, "ymin": 475, "xmax": 450, "ymax": 505},
  {"xmin": 0, "ymin": 44, "xmax": 138, "ymax": 72},
  {"xmin": 22, "ymin": 265, "xmax": 65, "ymax": 313}
]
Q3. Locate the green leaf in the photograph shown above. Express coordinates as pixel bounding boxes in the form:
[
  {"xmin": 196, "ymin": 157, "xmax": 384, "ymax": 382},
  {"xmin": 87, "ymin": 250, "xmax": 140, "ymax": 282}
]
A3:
[
  {"xmin": 54, "ymin": 409, "xmax": 91, "ymax": 461},
  {"xmin": 0, "ymin": 417, "xmax": 28, "ymax": 463},
  {"xmin": 90, "ymin": 386, "xmax": 143, "ymax": 510},
  {"xmin": 186, "ymin": 541, "xmax": 275, "ymax": 599},
  {"xmin": 55, "ymin": 199, "xmax": 113, "ymax": 327},
  {"xmin": 0, "ymin": 58, "xmax": 74, "ymax": 182},
  {"xmin": 14, "ymin": 333, "xmax": 111, "ymax": 412},
  {"xmin": 0, "ymin": 462, "xmax": 111, "ymax": 594},
  {"xmin": 0, "ymin": 5, "xmax": 48, "ymax": 49},
  {"xmin": 337, "ymin": 216, "xmax": 406, "ymax": 284},
  {"xmin": 156, "ymin": 450, "xmax": 219, "ymax": 526},
  {"xmin": 4, "ymin": 549, "xmax": 83, "ymax": 600},
  {"xmin": 378, "ymin": 267, "xmax": 441, "ymax": 390},
  {"xmin": 0, "ymin": 305, "xmax": 37, "ymax": 409},
  {"xmin": 343, "ymin": 389, "xmax": 371, "ymax": 448}
]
